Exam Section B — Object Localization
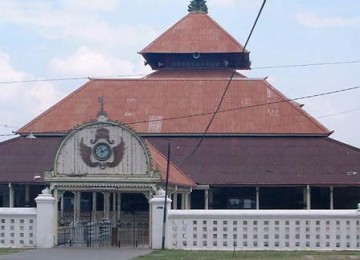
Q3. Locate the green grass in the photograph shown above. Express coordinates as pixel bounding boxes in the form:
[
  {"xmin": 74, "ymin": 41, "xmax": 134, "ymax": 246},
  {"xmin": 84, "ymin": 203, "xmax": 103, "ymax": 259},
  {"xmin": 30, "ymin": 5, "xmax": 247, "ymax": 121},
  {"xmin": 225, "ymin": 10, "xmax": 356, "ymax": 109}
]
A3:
[
  {"xmin": 0, "ymin": 248, "xmax": 27, "ymax": 255},
  {"xmin": 134, "ymin": 250, "xmax": 360, "ymax": 260}
]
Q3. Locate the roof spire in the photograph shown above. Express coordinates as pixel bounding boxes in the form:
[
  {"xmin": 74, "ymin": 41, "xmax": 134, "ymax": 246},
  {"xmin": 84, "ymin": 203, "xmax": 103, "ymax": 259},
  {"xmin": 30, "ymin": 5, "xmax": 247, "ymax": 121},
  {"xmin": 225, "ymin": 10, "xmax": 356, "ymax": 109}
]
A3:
[{"xmin": 188, "ymin": 0, "xmax": 208, "ymax": 14}]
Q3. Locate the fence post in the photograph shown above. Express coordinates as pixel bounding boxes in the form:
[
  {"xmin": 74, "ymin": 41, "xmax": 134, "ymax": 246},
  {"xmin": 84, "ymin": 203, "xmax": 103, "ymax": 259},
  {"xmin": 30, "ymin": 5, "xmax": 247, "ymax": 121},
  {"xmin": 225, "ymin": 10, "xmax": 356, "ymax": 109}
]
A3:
[
  {"xmin": 149, "ymin": 188, "xmax": 172, "ymax": 249},
  {"xmin": 35, "ymin": 188, "xmax": 56, "ymax": 248}
]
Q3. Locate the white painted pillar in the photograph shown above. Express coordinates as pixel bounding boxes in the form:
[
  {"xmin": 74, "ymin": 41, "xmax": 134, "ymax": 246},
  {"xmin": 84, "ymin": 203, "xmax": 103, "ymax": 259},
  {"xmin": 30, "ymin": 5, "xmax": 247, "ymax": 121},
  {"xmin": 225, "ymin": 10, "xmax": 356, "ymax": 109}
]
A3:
[
  {"xmin": 8, "ymin": 183, "xmax": 14, "ymax": 208},
  {"xmin": 256, "ymin": 187, "xmax": 260, "ymax": 210},
  {"xmin": 53, "ymin": 188, "xmax": 58, "ymax": 246},
  {"xmin": 330, "ymin": 186, "xmax": 334, "ymax": 210},
  {"xmin": 149, "ymin": 189, "xmax": 172, "ymax": 249},
  {"xmin": 35, "ymin": 188, "xmax": 56, "ymax": 248}
]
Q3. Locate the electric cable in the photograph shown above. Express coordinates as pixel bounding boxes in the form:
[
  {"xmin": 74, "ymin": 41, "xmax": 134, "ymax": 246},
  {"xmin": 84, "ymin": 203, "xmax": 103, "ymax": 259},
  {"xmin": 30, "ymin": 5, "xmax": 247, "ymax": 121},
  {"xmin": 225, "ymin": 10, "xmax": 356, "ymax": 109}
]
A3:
[{"xmin": 183, "ymin": 0, "xmax": 267, "ymax": 162}]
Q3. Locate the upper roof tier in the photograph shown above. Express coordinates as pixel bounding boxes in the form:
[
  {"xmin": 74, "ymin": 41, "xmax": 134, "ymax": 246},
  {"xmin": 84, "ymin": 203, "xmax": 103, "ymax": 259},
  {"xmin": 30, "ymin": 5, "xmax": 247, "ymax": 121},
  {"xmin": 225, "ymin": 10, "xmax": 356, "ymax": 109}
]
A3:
[{"xmin": 140, "ymin": 13, "xmax": 251, "ymax": 70}]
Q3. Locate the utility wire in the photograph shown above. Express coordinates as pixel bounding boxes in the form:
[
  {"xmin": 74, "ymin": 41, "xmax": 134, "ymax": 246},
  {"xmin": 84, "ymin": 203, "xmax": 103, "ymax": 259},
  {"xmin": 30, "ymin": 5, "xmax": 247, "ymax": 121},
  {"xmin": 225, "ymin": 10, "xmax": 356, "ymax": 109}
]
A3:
[
  {"xmin": 253, "ymin": 60, "xmax": 360, "ymax": 69},
  {"xmin": 0, "ymin": 59, "xmax": 359, "ymax": 85},
  {"xmin": 183, "ymin": 0, "xmax": 267, "ymax": 162},
  {"xmin": 243, "ymin": 0, "xmax": 267, "ymax": 51},
  {"xmin": 0, "ymin": 74, "xmax": 146, "ymax": 84},
  {"xmin": 317, "ymin": 107, "xmax": 360, "ymax": 119},
  {"xmin": 2, "ymin": 84, "xmax": 360, "ymax": 138}
]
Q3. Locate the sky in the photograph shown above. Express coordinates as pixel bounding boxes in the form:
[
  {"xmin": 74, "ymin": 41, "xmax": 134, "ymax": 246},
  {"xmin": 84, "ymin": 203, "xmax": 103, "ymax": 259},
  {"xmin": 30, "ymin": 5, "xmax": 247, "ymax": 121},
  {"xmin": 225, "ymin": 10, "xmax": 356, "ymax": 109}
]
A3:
[{"xmin": 0, "ymin": 0, "xmax": 359, "ymax": 147}]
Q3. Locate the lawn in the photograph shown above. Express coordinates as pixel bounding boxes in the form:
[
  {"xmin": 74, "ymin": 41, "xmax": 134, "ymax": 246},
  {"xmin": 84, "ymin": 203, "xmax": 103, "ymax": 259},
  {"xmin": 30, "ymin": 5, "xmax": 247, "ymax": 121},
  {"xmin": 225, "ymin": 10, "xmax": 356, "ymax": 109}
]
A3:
[
  {"xmin": 134, "ymin": 250, "xmax": 360, "ymax": 260},
  {"xmin": 0, "ymin": 248, "xmax": 27, "ymax": 255}
]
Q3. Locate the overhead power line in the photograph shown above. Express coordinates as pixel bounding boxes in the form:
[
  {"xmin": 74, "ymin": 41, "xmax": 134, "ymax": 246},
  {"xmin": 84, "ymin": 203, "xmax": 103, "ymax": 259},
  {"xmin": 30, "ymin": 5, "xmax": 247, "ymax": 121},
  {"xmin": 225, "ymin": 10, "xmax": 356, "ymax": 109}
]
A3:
[
  {"xmin": 1, "ymin": 85, "xmax": 360, "ymax": 138},
  {"xmin": 317, "ymin": 107, "xmax": 360, "ymax": 119},
  {"xmin": 184, "ymin": 0, "xmax": 267, "ymax": 161},
  {"xmin": 253, "ymin": 60, "xmax": 360, "ymax": 69},
  {"xmin": 0, "ymin": 59, "xmax": 359, "ymax": 85}
]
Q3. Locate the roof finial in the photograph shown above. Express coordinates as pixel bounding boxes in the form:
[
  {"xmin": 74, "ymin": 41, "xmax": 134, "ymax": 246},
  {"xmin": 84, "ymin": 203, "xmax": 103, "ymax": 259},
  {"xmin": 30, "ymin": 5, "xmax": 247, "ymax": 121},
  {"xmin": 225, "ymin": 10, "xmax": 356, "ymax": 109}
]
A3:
[
  {"xmin": 97, "ymin": 96, "xmax": 108, "ymax": 122},
  {"xmin": 188, "ymin": 0, "xmax": 208, "ymax": 14}
]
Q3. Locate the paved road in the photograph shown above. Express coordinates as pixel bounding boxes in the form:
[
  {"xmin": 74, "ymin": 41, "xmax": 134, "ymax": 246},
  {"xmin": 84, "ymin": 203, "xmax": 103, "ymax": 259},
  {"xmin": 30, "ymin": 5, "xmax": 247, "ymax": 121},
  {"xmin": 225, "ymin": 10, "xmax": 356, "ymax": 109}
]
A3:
[{"xmin": 0, "ymin": 248, "xmax": 152, "ymax": 260}]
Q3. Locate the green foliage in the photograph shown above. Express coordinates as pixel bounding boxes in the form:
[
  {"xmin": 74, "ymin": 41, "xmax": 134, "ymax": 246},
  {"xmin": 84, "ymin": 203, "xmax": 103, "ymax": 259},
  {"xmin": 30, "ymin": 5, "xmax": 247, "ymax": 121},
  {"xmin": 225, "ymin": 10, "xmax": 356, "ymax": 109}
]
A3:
[{"xmin": 188, "ymin": 0, "xmax": 208, "ymax": 14}]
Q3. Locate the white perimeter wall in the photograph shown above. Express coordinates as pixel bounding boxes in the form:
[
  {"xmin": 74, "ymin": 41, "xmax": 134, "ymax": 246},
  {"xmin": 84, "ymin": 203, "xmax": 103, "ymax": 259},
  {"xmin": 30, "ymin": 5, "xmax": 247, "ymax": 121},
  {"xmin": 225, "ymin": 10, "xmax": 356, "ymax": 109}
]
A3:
[
  {"xmin": 165, "ymin": 209, "xmax": 360, "ymax": 250},
  {"xmin": 0, "ymin": 208, "xmax": 37, "ymax": 247}
]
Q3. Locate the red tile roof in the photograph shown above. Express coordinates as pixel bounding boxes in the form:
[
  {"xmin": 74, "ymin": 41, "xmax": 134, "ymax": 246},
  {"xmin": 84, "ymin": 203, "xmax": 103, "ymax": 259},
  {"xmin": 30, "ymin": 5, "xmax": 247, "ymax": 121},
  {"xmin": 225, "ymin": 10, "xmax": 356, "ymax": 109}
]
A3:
[
  {"xmin": 17, "ymin": 75, "xmax": 330, "ymax": 136},
  {"xmin": 140, "ymin": 13, "xmax": 247, "ymax": 54},
  {"xmin": 0, "ymin": 137, "xmax": 62, "ymax": 183},
  {"xmin": 147, "ymin": 137, "xmax": 360, "ymax": 186},
  {"xmin": 145, "ymin": 141, "xmax": 196, "ymax": 187}
]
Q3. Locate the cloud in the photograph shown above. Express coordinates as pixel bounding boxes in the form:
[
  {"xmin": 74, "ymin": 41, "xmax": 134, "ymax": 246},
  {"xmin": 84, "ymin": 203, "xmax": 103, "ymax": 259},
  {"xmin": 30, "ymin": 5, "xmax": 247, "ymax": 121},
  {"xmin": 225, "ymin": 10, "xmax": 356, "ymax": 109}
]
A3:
[
  {"xmin": 50, "ymin": 46, "xmax": 136, "ymax": 76},
  {"xmin": 297, "ymin": 12, "xmax": 360, "ymax": 28},
  {"xmin": 0, "ymin": 50, "xmax": 61, "ymax": 128},
  {"xmin": 0, "ymin": 0, "xmax": 157, "ymax": 49},
  {"xmin": 208, "ymin": 0, "xmax": 259, "ymax": 9}
]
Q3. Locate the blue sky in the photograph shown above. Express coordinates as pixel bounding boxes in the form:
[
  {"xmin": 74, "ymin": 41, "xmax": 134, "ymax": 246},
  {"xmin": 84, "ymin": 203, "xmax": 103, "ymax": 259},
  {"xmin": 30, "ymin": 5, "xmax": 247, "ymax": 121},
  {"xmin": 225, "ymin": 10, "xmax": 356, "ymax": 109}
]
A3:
[{"xmin": 0, "ymin": 0, "xmax": 359, "ymax": 147}]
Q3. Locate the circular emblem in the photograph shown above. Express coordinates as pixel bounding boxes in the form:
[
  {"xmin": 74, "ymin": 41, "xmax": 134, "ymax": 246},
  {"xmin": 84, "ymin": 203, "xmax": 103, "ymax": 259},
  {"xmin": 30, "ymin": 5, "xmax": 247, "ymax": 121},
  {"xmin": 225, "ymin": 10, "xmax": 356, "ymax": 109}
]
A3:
[{"xmin": 93, "ymin": 142, "xmax": 112, "ymax": 161}]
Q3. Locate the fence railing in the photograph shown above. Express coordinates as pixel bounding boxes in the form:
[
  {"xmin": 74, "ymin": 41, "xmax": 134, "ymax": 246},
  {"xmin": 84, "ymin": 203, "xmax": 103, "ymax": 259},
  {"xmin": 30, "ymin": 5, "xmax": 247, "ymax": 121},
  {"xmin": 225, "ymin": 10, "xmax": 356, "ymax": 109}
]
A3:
[
  {"xmin": 0, "ymin": 208, "xmax": 37, "ymax": 248},
  {"xmin": 166, "ymin": 210, "xmax": 360, "ymax": 250}
]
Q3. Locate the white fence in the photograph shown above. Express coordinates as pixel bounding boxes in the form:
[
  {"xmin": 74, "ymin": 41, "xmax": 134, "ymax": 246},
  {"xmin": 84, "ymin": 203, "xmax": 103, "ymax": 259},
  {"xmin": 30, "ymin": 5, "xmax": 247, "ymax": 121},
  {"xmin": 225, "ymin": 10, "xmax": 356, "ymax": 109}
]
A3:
[
  {"xmin": 0, "ymin": 189, "xmax": 56, "ymax": 248},
  {"xmin": 166, "ymin": 210, "xmax": 360, "ymax": 250},
  {"xmin": 0, "ymin": 208, "xmax": 37, "ymax": 247}
]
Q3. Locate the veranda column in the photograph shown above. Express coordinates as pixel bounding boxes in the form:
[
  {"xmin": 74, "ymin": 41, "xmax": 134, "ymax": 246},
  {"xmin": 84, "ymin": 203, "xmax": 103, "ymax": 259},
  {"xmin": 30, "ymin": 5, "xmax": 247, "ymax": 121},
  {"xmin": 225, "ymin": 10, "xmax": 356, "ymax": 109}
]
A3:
[
  {"xmin": 60, "ymin": 192, "xmax": 64, "ymax": 218},
  {"xmin": 8, "ymin": 183, "xmax": 14, "ymax": 208},
  {"xmin": 103, "ymin": 192, "xmax": 110, "ymax": 219},
  {"xmin": 181, "ymin": 193, "xmax": 185, "ymax": 209},
  {"xmin": 25, "ymin": 184, "xmax": 30, "ymax": 207},
  {"xmin": 306, "ymin": 185, "xmax": 311, "ymax": 210},
  {"xmin": 204, "ymin": 189, "xmax": 209, "ymax": 210},
  {"xmin": 73, "ymin": 191, "xmax": 81, "ymax": 223},
  {"xmin": 256, "ymin": 187, "xmax": 260, "ymax": 210},
  {"xmin": 117, "ymin": 193, "xmax": 122, "ymax": 219},
  {"xmin": 330, "ymin": 186, "xmax": 334, "ymax": 210},
  {"xmin": 92, "ymin": 192, "xmax": 97, "ymax": 220},
  {"xmin": 172, "ymin": 193, "xmax": 177, "ymax": 209},
  {"xmin": 112, "ymin": 193, "xmax": 117, "ymax": 223}
]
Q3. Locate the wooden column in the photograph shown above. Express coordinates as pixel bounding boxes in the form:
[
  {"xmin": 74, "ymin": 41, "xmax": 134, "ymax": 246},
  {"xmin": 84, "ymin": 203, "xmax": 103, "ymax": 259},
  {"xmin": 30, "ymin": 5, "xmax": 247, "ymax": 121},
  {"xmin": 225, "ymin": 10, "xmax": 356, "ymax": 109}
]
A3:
[
  {"xmin": 117, "ymin": 193, "xmax": 122, "ymax": 219},
  {"xmin": 172, "ymin": 193, "xmax": 178, "ymax": 210},
  {"xmin": 8, "ymin": 183, "xmax": 14, "ymax": 208},
  {"xmin": 60, "ymin": 192, "xmax": 64, "ymax": 218},
  {"xmin": 256, "ymin": 187, "xmax": 260, "ymax": 210},
  {"xmin": 25, "ymin": 184, "xmax": 30, "ymax": 207},
  {"xmin": 204, "ymin": 189, "xmax": 209, "ymax": 210},
  {"xmin": 330, "ymin": 186, "xmax": 334, "ymax": 210},
  {"xmin": 306, "ymin": 185, "xmax": 311, "ymax": 210},
  {"xmin": 103, "ymin": 192, "xmax": 110, "ymax": 219},
  {"xmin": 92, "ymin": 192, "xmax": 97, "ymax": 220}
]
